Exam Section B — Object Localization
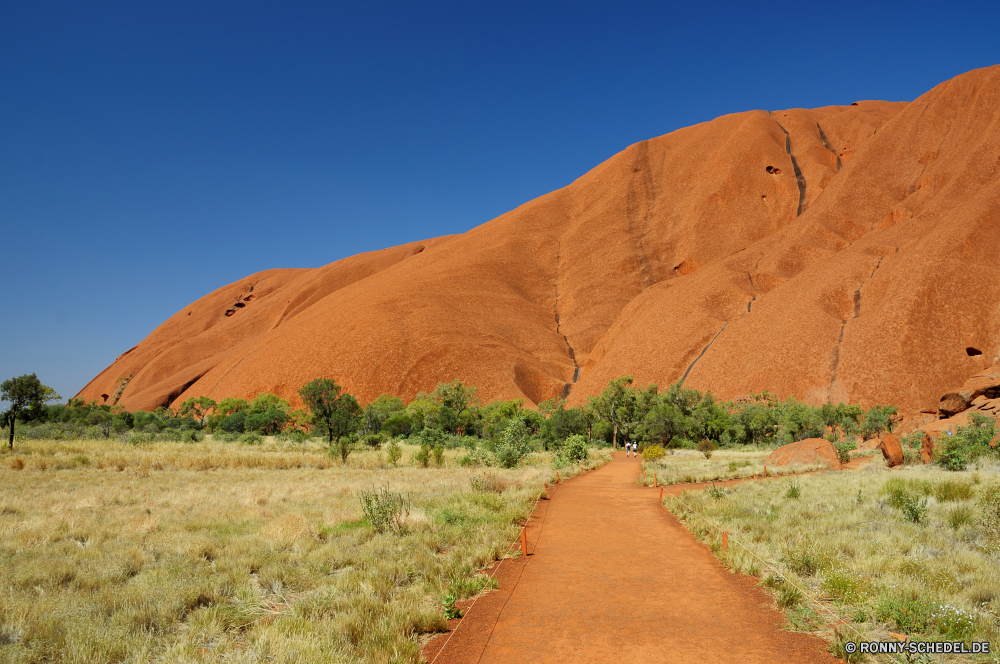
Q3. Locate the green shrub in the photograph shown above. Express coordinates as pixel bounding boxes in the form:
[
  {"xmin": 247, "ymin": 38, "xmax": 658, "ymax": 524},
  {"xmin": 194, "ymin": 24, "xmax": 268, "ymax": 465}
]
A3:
[
  {"xmin": 362, "ymin": 433, "xmax": 385, "ymax": 449},
  {"xmin": 441, "ymin": 594, "xmax": 462, "ymax": 620},
  {"xmin": 785, "ymin": 479, "xmax": 801, "ymax": 499},
  {"xmin": 495, "ymin": 420, "xmax": 530, "ymax": 469},
  {"xmin": 727, "ymin": 460, "xmax": 752, "ymax": 471},
  {"xmin": 359, "ymin": 486, "xmax": 410, "ymax": 534},
  {"xmin": 127, "ymin": 433, "xmax": 152, "ymax": 445},
  {"xmin": 432, "ymin": 444, "xmax": 445, "ymax": 466},
  {"xmin": 833, "ymin": 441, "xmax": 853, "ymax": 465},
  {"xmin": 239, "ymin": 432, "xmax": 263, "ymax": 445},
  {"xmin": 560, "ymin": 435, "xmax": 589, "ymax": 463},
  {"xmin": 386, "ymin": 439, "xmax": 402, "ymax": 466},
  {"xmin": 413, "ymin": 443, "xmax": 431, "ymax": 468},
  {"xmin": 899, "ymin": 492, "xmax": 929, "ymax": 524}
]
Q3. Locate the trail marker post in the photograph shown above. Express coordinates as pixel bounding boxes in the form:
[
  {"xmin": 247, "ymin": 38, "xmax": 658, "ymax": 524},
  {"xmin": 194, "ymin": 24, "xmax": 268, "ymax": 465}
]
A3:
[
  {"xmin": 723, "ymin": 531, "xmax": 728, "ymax": 551},
  {"xmin": 659, "ymin": 486, "xmax": 663, "ymax": 502},
  {"xmin": 556, "ymin": 472, "xmax": 561, "ymax": 484},
  {"xmin": 521, "ymin": 528, "xmax": 528, "ymax": 556},
  {"xmin": 654, "ymin": 473, "xmax": 658, "ymax": 487}
]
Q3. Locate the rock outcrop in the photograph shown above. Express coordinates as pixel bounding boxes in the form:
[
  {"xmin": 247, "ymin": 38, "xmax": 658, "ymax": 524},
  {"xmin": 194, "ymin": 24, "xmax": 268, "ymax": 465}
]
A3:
[
  {"xmin": 880, "ymin": 432, "xmax": 904, "ymax": 467},
  {"xmin": 76, "ymin": 67, "xmax": 1000, "ymax": 413},
  {"xmin": 920, "ymin": 432, "xmax": 935, "ymax": 464},
  {"xmin": 937, "ymin": 366, "xmax": 1000, "ymax": 418},
  {"xmin": 764, "ymin": 438, "xmax": 841, "ymax": 469}
]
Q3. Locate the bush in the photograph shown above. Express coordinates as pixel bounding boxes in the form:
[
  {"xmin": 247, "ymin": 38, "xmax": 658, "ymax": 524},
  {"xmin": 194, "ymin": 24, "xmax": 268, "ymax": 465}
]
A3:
[
  {"xmin": 934, "ymin": 478, "xmax": 973, "ymax": 502},
  {"xmin": 413, "ymin": 443, "xmax": 431, "ymax": 468},
  {"xmin": 697, "ymin": 438, "xmax": 716, "ymax": 459},
  {"xmin": 240, "ymin": 432, "xmax": 263, "ymax": 445},
  {"xmin": 495, "ymin": 420, "xmax": 531, "ymax": 469},
  {"xmin": 127, "ymin": 433, "xmax": 152, "ymax": 445},
  {"xmin": 785, "ymin": 479, "xmax": 801, "ymax": 499},
  {"xmin": 642, "ymin": 444, "xmax": 666, "ymax": 462},
  {"xmin": 362, "ymin": 433, "xmax": 385, "ymax": 449},
  {"xmin": 560, "ymin": 435, "xmax": 589, "ymax": 463},
  {"xmin": 899, "ymin": 493, "xmax": 929, "ymax": 524},
  {"xmin": 432, "ymin": 444, "xmax": 445, "ymax": 466},
  {"xmin": 833, "ymin": 441, "xmax": 854, "ymax": 465},
  {"xmin": 386, "ymin": 439, "xmax": 402, "ymax": 466},
  {"xmin": 359, "ymin": 486, "xmax": 409, "ymax": 534},
  {"xmin": 219, "ymin": 411, "xmax": 247, "ymax": 434}
]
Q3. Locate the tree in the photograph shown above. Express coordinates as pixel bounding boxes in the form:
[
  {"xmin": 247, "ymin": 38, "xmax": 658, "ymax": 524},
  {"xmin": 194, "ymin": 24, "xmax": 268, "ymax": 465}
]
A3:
[
  {"xmin": 2, "ymin": 374, "xmax": 59, "ymax": 449},
  {"xmin": 179, "ymin": 396, "xmax": 217, "ymax": 427},
  {"xmin": 299, "ymin": 379, "xmax": 361, "ymax": 460},
  {"xmin": 588, "ymin": 376, "xmax": 636, "ymax": 449}
]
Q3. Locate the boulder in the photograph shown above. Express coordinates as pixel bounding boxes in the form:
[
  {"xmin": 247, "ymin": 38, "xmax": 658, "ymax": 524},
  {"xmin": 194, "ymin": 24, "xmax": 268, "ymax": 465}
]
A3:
[
  {"xmin": 963, "ymin": 366, "xmax": 1000, "ymax": 401},
  {"xmin": 764, "ymin": 438, "xmax": 840, "ymax": 469},
  {"xmin": 857, "ymin": 438, "xmax": 882, "ymax": 451},
  {"xmin": 880, "ymin": 432, "xmax": 904, "ymax": 467},
  {"xmin": 920, "ymin": 432, "xmax": 935, "ymax": 463},
  {"xmin": 939, "ymin": 392, "xmax": 971, "ymax": 418},
  {"xmin": 936, "ymin": 366, "xmax": 1000, "ymax": 419}
]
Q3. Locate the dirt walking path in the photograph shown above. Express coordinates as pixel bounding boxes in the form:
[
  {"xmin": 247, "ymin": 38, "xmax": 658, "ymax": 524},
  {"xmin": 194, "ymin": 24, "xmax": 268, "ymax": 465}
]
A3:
[{"xmin": 424, "ymin": 452, "xmax": 839, "ymax": 664}]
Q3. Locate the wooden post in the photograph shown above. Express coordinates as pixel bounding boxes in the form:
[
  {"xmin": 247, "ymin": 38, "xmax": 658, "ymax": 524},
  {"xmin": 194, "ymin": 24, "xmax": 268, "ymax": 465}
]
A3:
[
  {"xmin": 543, "ymin": 482, "xmax": 547, "ymax": 490},
  {"xmin": 723, "ymin": 531, "xmax": 728, "ymax": 551},
  {"xmin": 654, "ymin": 473, "xmax": 658, "ymax": 487},
  {"xmin": 659, "ymin": 486, "xmax": 663, "ymax": 502},
  {"xmin": 763, "ymin": 465, "xmax": 767, "ymax": 478},
  {"xmin": 521, "ymin": 528, "xmax": 528, "ymax": 556},
  {"xmin": 556, "ymin": 471, "xmax": 561, "ymax": 484}
]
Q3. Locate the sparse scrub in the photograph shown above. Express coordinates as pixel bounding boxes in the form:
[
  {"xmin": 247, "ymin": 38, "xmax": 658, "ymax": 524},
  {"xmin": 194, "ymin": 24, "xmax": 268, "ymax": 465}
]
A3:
[
  {"xmin": 0, "ymin": 437, "xmax": 554, "ymax": 662},
  {"xmin": 663, "ymin": 465, "xmax": 1000, "ymax": 651},
  {"xmin": 785, "ymin": 478, "xmax": 801, "ymax": 499}
]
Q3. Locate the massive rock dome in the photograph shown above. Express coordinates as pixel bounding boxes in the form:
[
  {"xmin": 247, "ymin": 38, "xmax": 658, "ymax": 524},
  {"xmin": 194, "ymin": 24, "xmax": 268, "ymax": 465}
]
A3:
[{"xmin": 77, "ymin": 66, "xmax": 1000, "ymax": 418}]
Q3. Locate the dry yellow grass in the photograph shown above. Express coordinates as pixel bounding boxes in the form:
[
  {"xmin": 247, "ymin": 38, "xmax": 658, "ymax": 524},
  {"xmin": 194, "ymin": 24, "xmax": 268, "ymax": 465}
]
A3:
[
  {"xmin": 0, "ymin": 439, "xmax": 605, "ymax": 663},
  {"xmin": 664, "ymin": 460, "xmax": 1000, "ymax": 662},
  {"xmin": 638, "ymin": 448, "xmax": 826, "ymax": 486}
]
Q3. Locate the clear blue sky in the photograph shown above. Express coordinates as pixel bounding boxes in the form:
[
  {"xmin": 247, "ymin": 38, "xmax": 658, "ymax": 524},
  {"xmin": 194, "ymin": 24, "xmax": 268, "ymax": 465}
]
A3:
[{"xmin": 2, "ymin": 0, "xmax": 998, "ymax": 401}]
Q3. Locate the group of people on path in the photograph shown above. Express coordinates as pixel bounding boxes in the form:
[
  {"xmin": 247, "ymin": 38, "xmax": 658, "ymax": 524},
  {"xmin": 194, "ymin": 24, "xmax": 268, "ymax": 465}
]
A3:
[{"xmin": 624, "ymin": 442, "xmax": 639, "ymax": 458}]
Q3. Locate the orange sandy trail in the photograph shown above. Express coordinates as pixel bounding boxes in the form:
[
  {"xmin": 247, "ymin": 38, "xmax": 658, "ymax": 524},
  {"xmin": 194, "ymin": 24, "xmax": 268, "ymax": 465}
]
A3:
[{"xmin": 424, "ymin": 453, "xmax": 839, "ymax": 664}]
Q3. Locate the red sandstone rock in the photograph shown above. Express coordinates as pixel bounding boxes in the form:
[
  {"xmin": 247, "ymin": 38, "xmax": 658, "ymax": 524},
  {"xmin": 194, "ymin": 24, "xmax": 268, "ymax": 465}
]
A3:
[
  {"xmin": 75, "ymin": 67, "xmax": 1000, "ymax": 414},
  {"xmin": 920, "ymin": 433, "xmax": 935, "ymax": 463},
  {"xmin": 857, "ymin": 438, "xmax": 881, "ymax": 451},
  {"xmin": 880, "ymin": 433, "xmax": 904, "ymax": 467},
  {"xmin": 764, "ymin": 438, "xmax": 840, "ymax": 469},
  {"xmin": 939, "ymin": 393, "xmax": 971, "ymax": 418}
]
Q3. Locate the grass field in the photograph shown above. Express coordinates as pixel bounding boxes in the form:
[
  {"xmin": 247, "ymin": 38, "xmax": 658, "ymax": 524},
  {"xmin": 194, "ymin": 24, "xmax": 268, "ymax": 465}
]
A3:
[
  {"xmin": 0, "ymin": 438, "xmax": 607, "ymax": 663},
  {"xmin": 638, "ymin": 448, "xmax": 828, "ymax": 486},
  {"xmin": 664, "ymin": 460, "xmax": 1000, "ymax": 662}
]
